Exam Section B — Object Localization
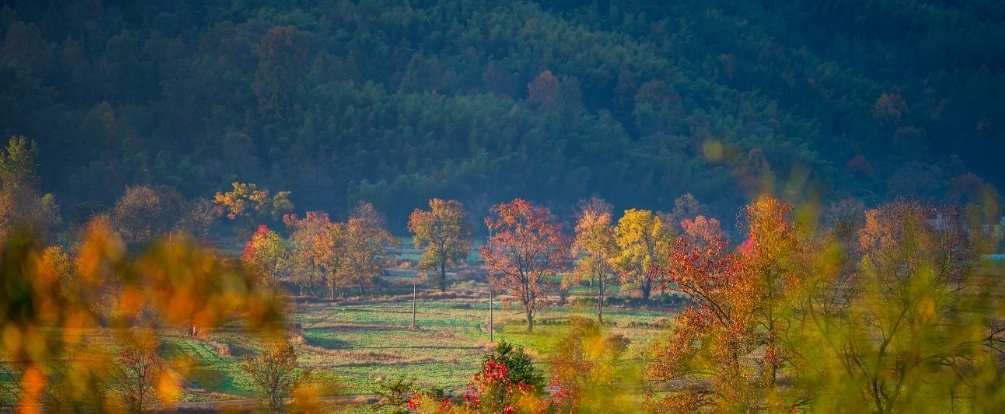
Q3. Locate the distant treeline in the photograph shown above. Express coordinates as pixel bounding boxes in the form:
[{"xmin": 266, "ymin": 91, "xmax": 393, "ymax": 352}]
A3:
[{"xmin": 1, "ymin": 0, "xmax": 1003, "ymax": 232}]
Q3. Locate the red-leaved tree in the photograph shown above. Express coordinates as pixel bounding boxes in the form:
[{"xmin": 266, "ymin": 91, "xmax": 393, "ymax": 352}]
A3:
[
  {"xmin": 649, "ymin": 197, "xmax": 808, "ymax": 412},
  {"xmin": 481, "ymin": 199, "xmax": 572, "ymax": 333}
]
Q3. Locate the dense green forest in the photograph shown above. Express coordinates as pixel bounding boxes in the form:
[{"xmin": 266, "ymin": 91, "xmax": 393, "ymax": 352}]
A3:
[{"xmin": 2, "ymin": 0, "xmax": 1003, "ymax": 232}]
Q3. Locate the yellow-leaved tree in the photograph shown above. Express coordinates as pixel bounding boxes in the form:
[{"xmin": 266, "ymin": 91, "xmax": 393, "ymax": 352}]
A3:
[
  {"xmin": 789, "ymin": 201, "xmax": 1005, "ymax": 413},
  {"xmin": 571, "ymin": 208, "xmax": 618, "ymax": 323},
  {"xmin": 213, "ymin": 182, "xmax": 293, "ymax": 238},
  {"xmin": 613, "ymin": 209, "xmax": 673, "ymax": 301},
  {"xmin": 408, "ymin": 199, "xmax": 473, "ymax": 292}
]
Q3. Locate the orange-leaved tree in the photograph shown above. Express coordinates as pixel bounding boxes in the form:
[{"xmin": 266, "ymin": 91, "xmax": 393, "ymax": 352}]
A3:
[
  {"xmin": 339, "ymin": 203, "xmax": 398, "ymax": 296},
  {"xmin": 285, "ymin": 212, "xmax": 344, "ymax": 298},
  {"xmin": 679, "ymin": 215, "xmax": 727, "ymax": 246},
  {"xmin": 242, "ymin": 225, "xmax": 287, "ymax": 293},
  {"xmin": 481, "ymin": 199, "xmax": 571, "ymax": 333},
  {"xmin": 738, "ymin": 197, "xmax": 806, "ymax": 391},
  {"xmin": 649, "ymin": 197, "xmax": 808, "ymax": 412},
  {"xmin": 408, "ymin": 199, "xmax": 473, "ymax": 292},
  {"xmin": 0, "ymin": 219, "xmax": 284, "ymax": 411}
]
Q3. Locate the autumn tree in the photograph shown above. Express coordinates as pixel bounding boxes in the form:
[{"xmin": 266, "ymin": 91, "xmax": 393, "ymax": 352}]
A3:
[
  {"xmin": 285, "ymin": 212, "xmax": 344, "ymax": 298},
  {"xmin": 0, "ymin": 217, "xmax": 284, "ymax": 411},
  {"xmin": 111, "ymin": 186, "xmax": 161, "ymax": 245},
  {"xmin": 872, "ymin": 92, "xmax": 908, "ymax": 126},
  {"xmin": 242, "ymin": 340, "xmax": 309, "ymax": 413},
  {"xmin": 679, "ymin": 215, "xmax": 728, "ymax": 246},
  {"xmin": 573, "ymin": 196, "xmax": 613, "ymax": 221},
  {"xmin": 481, "ymin": 199, "xmax": 571, "ymax": 332},
  {"xmin": 649, "ymin": 214, "xmax": 753, "ymax": 412},
  {"xmin": 40, "ymin": 246, "xmax": 76, "ymax": 295},
  {"xmin": 738, "ymin": 198, "xmax": 808, "ymax": 392},
  {"xmin": 0, "ymin": 136, "xmax": 59, "ymax": 241},
  {"xmin": 527, "ymin": 70, "xmax": 559, "ymax": 110},
  {"xmin": 648, "ymin": 197, "xmax": 808, "ymax": 412},
  {"xmin": 790, "ymin": 201, "xmax": 1005, "ymax": 413},
  {"xmin": 242, "ymin": 225, "xmax": 287, "ymax": 292},
  {"xmin": 213, "ymin": 182, "xmax": 293, "ymax": 238},
  {"xmin": 0, "ymin": 135, "xmax": 39, "ymax": 188},
  {"xmin": 253, "ymin": 26, "xmax": 308, "ymax": 120},
  {"xmin": 571, "ymin": 209, "xmax": 618, "ymax": 323},
  {"xmin": 0, "ymin": 187, "xmax": 59, "ymax": 242},
  {"xmin": 172, "ymin": 198, "xmax": 216, "ymax": 238},
  {"xmin": 111, "ymin": 185, "xmax": 187, "ymax": 245},
  {"xmin": 571, "ymin": 196, "xmax": 616, "ymax": 292},
  {"xmin": 285, "ymin": 212, "xmax": 323, "ymax": 297},
  {"xmin": 548, "ymin": 318, "xmax": 634, "ymax": 413},
  {"xmin": 613, "ymin": 209, "xmax": 673, "ymax": 301},
  {"xmin": 670, "ymin": 193, "xmax": 709, "ymax": 227},
  {"xmin": 476, "ymin": 341, "xmax": 545, "ymax": 410},
  {"xmin": 651, "ymin": 197, "xmax": 1005, "ymax": 412},
  {"xmin": 408, "ymin": 199, "xmax": 473, "ymax": 292},
  {"xmin": 318, "ymin": 222, "xmax": 346, "ymax": 299},
  {"xmin": 117, "ymin": 329, "xmax": 162, "ymax": 413},
  {"xmin": 409, "ymin": 341, "xmax": 545, "ymax": 413},
  {"xmin": 339, "ymin": 203, "xmax": 398, "ymax": 296}
]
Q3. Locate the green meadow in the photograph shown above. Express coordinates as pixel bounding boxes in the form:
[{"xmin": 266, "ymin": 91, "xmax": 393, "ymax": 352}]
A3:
[{"xmin": 156, "ymin": 282, "xmax": 673, "ymax": 402}]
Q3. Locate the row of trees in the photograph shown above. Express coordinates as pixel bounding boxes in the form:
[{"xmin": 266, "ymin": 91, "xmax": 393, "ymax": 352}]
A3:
[
  {"xmin": 232, "ymin": 192, "xmax": 712, "ymax": 333},
  {"xmin": 472, "ymin": 195, "xmax": 713, "ymax": 332},
  {"xmin": 400, "ymin": 196, "xmax": 1005, "ymax": 413},
  {"xmin": 242, "ymin": 203, "xmax": 398, "ymax": 298}
]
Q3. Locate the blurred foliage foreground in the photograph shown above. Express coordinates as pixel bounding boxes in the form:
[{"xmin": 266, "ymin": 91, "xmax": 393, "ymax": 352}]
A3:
[{"xmin": 0, "ymin": 220, "xmax": 290, "ymax": 412}]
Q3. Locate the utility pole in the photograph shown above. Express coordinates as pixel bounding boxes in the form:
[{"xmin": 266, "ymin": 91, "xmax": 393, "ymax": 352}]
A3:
[
  {"xmin": 489, "ymin": 286, "xmax": 493, "ymax": 343},
  {"xmin": 486, "ymin": 229, "xmax": 493, "ymax": 343},
  {"xmin": 411, "ymin": 272, "xmax": 418, "ymax": 329}
]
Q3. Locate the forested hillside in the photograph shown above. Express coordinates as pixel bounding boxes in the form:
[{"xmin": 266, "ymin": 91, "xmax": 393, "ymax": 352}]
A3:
[{"xmin": 2, "ymin": 0, "xmax": 1002, "ymax": 231}]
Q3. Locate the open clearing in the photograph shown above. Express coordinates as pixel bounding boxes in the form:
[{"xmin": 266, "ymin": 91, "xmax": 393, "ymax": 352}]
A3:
[{"xmin": 163, "ymin": 282, "xmax": 674, "ymax": 405}]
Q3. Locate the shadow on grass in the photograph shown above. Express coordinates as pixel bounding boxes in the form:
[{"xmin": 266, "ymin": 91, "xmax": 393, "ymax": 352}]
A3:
[
  {"xmin": 304, "ymin": 332, "xmax": 350, "ymax": 350},
  {"xmin": 188, "ymin": 367, "xmax": 245, "ymax": 396}
]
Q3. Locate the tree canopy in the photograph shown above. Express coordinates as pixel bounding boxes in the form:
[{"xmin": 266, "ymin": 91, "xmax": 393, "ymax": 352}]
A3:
[{"xmin": 1, "ymin": 0, "xmax": 1001, "ymax": 230}]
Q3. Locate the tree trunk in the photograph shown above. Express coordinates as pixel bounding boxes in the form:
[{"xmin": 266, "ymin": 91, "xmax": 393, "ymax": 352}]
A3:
[
  {"xmin": 307, "ymin": 263, "xmax": 314, "ymax": 297},
  {"xmin": 439, "ymin": 260, "xmax": 447, "ymax": 292},
  {"xmin": 597, "ymin": 274, "xmax": 604, "ymax": 324},
  {"xmin": 641, "ymin": 278, "xmax": 651, "ymax": 301},
  {"xmin": 526, "ymin": 307, "xmax": 534, "ymax": 333}
]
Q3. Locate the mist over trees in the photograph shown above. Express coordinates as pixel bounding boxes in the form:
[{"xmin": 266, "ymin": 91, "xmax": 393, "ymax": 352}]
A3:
[{"xmin": 1, "ymin": 0, "xmax": 1003, "ymax": 233}]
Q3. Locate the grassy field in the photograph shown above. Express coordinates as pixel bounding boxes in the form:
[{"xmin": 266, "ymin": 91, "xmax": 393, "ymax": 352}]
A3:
[{"xmin": 158, "ymin": 280, "xmax": 675, "ymax": 404}]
